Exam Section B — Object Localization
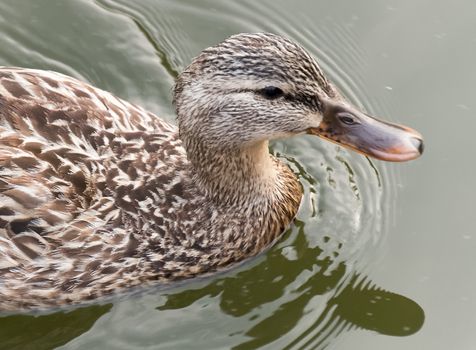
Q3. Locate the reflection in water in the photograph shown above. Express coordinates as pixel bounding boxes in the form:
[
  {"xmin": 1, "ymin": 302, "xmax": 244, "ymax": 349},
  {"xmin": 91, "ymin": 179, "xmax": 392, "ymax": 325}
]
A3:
[
  {"xmin": 332, "ymin": 276, "xmax": 425, "ymax": 336},
  {"xmin": 288, "ymin": 274, "xmax": 424, "ymax": 350},
  {"xmin": 159, "ymin": 221, "xmax": 424, "ymax": 349},
  {"xmin": 0, "ymin": 304, "xmax": 111, "ymax": 350},
  {"xmin": 0, "ymin": 222, "xmax": 423, "ymax": 350}
]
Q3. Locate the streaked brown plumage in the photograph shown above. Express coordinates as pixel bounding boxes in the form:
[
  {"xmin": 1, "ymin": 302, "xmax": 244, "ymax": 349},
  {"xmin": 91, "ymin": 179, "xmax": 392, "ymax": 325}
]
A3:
[{"xmin": 0, "ymin": 33, "xmax": 422, "ymax": 311}]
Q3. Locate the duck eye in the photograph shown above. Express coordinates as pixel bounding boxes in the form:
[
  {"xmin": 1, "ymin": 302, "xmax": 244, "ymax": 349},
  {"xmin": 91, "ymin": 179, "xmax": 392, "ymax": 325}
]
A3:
[{"xmin": 260, "ymin": 86, "xmax": 284, "ymax": 99}]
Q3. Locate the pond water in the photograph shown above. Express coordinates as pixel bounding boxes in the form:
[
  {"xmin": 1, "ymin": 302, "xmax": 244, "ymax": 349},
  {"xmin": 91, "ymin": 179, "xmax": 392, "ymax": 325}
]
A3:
[{"xmin": 0, "ymin": 0, "xmax": 475, "ymax": 349}]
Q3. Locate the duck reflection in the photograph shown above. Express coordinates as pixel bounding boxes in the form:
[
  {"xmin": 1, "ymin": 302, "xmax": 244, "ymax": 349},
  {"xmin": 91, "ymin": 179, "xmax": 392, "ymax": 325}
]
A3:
[
  {"xmin": 0, "ymin": 221, "xmax": 423, "ymax": 350},
  {"xmin": 158, "ymin": 220, "xmax": 424, "ymax": 349}
]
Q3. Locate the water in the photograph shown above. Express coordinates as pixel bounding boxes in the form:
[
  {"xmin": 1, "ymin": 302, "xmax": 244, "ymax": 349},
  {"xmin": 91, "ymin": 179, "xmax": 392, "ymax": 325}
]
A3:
[{"xmin": 0, "ymin": 0, "xmax": 474, "ymax": 349}]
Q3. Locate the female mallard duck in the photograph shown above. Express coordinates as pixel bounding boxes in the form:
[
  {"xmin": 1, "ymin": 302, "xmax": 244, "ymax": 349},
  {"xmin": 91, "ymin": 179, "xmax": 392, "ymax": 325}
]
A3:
[{"xmin": 0, "ymin": 33, "xmax": 423, "ymax": 310}]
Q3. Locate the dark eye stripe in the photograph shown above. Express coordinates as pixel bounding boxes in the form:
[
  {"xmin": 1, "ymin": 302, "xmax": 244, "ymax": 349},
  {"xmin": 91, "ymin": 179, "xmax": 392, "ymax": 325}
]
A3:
[{"xmin": 235, "ymin": 87, "xmax": 322, "ymax": 111}]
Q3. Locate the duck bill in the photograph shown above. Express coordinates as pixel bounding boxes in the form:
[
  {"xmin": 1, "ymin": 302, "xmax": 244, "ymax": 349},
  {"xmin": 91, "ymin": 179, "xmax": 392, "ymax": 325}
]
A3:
[{"xmin": 308, "ymin": 101, "xmax": 424, "ymax": 162}]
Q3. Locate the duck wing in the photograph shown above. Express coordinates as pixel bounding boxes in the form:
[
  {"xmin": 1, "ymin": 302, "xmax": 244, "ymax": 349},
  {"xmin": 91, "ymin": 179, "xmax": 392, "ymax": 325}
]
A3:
[{"xmin": 0, "ymin": 68, "xmax": 168, "ymax": 268}]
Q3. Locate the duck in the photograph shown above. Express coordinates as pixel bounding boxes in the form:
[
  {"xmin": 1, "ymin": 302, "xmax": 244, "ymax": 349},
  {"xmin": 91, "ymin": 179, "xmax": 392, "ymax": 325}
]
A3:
[{"xmin": 0, "ymin": 33, "xmax": 423, "ymax": 311}]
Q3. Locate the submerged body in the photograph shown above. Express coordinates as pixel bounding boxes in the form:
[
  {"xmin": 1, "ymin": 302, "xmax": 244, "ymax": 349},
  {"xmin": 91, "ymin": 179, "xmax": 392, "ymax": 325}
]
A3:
[{"xmin": 0, "ymin": 33, "xmax": 422, "ymax": 310}]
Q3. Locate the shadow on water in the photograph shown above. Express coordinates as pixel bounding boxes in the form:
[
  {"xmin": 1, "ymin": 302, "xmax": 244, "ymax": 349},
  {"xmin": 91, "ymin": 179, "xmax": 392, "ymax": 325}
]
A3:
[{"xmin": 158, "ymin": 220, "xmax": 424, "ymax": 349}]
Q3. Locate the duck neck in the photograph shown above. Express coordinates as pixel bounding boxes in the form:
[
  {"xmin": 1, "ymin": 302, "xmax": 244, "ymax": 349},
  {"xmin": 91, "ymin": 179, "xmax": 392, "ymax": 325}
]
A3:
[{"xmin": 186, "ymin": 139, "xmax": 281, "ymax": 206}]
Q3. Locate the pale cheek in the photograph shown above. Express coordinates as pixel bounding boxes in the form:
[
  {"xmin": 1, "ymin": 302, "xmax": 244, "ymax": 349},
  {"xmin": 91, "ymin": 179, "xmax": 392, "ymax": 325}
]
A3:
[{"xmin": 267, "ymin": 110, "xmax": 317, "ymax": 132}]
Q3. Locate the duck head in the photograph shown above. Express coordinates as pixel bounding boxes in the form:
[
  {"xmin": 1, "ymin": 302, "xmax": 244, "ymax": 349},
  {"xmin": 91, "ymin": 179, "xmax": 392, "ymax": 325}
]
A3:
[{"xmin": 174, "ymin": 33, "xmax": 423, "ymax": 165}]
